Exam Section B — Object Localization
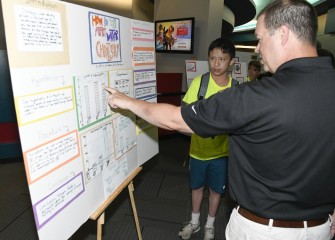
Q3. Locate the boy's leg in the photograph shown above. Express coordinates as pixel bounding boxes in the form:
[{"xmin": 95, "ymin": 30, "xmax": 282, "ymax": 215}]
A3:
[
  {"xmin": 192, "ymin": 187, "xmax": 204, "ymax": 214},
  {"xmin": 178, "ymin": 157, "xmax": 206, "ymax": 239},
  {"xmin": 205, "ymin": 157, "xmax": 229, "ymax": 239}
]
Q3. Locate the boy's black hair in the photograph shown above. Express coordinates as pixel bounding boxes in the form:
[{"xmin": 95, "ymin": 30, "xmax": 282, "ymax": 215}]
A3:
[
  {"xmin": 208, "ymin": 37, "xmax": 235, "ymax": 59},
  {"xmin": 248, "ymin": 60, "xmax": 261, "ymax": 70}
]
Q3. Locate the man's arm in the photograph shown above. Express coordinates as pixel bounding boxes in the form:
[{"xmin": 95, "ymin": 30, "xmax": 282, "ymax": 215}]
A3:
[{"xmin": 105, "ymin": 87, "xmax": 193, "ymax": 134}]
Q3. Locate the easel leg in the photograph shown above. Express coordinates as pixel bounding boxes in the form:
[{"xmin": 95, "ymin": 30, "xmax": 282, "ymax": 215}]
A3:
[
  {"xmin": 128, "ymin": 181, "xmax": 142, "ymax": 240},
  {"xmin": 97, "ymin": 212, "xmax": 105, "ymax": 240}
]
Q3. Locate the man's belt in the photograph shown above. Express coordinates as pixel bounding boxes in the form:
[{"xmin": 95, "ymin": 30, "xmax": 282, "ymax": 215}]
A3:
[{"xmin": 238, "ymin": 207, "xmax": 328, "ymax": 228}]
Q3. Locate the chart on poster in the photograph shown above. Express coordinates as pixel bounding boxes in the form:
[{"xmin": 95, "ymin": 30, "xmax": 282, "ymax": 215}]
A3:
[{"xmin": 1, "ymin": 0, "xmax": 158, "ymax": 239}]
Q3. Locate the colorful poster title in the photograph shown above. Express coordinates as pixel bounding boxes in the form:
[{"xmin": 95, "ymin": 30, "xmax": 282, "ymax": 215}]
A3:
[{"xmin": 89, "ymin": 12, "xmax": 121, "ymax": 64}]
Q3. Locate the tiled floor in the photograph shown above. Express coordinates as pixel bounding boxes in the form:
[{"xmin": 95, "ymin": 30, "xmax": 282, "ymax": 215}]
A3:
[{"xmin": 0, "ymin": 133, "xmax": 235, "ymax": 240}]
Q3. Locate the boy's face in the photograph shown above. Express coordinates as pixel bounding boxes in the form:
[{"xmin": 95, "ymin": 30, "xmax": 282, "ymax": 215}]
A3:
[
  {"xmin": 248, "ymin": 65, "xmax": 261, "ymax": 80},
  {"xmin": 208, "ymin": 48, "xmax": 234, "ymax": 77}
]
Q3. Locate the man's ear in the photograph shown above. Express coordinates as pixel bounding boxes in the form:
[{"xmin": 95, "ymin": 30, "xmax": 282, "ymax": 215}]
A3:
[
  {"xmin": 279, "ymin": 25, "xmax": 289, "ymax": 46},
  {"xmin": 230, "ymin": 59, "xmax": 235, "ymax": 66}
]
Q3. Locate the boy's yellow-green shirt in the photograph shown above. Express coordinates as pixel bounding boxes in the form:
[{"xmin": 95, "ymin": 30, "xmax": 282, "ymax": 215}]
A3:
[{"xmin": 183, "ymin": 73, "xmax": 233, "ymax": 160}]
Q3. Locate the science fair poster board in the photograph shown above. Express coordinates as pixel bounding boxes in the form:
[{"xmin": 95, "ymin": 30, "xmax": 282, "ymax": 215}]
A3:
[
  {"xmin": 132, "ymin": 19, "xmax": 159, "ymax": 165},
  {"xmin": 185, "ymin": 60, "xmax": 208, "ymax": 87},
  {"xmin": 186, "ymin": 60, "xmax": 248, "ymax": 86},
  {"xmin": 1, "ymin": 0, "xmax": 158, "ymax": 239},
  {"xmin": 232, "ymin": 62, "xmax": 248, "ymax": 83}
]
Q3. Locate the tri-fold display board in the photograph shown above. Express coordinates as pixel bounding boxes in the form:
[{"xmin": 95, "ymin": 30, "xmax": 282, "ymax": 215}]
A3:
[{"xmin": 1, "ymin": 0, "xmax": 158, "ymax": 239}]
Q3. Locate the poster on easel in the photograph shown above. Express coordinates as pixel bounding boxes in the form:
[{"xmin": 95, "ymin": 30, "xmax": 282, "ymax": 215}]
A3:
[{"xmin": 1, "ymin": 0, "xmax": 158, "ymax": 239}]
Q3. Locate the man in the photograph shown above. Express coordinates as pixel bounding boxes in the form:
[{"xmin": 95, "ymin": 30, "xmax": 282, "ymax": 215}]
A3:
[
  {"xmin": 105, "ymin": 0, "xmax": 335, "ymax": 239},
  {"xmin": 246, "ymin": 60, "xmax": 261, "ymax": 81},
  {"xmin": 317, "ymin": 48, "xmax": 335, "ymax": 68},
  {"xmin": 179, "ymin": 38, "xmax": 237, "ymax": 240}
]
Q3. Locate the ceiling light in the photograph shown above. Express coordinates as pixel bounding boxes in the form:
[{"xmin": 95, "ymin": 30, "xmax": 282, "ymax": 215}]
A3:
[
  {"xmin": 233, "ymin": 0, "xmax": 327, "ymax": 32},
  {"xmin": 235, "ymin": 45, "xmax": 256, "ymax": 49},
  {"xmin": 233, "ymin": 20, "xmax": 257, "ymax": 32}
]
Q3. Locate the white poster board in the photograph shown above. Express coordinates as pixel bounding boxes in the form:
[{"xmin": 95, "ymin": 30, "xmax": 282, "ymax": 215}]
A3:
[
  {"xmin": 185, "ymin": 60, "xmax": 209, "ymax": 87},
  {"xmin": 232, "ymin": 62, "xmax": 248, "ymax": 83},
  {"xmin": 185, "ymin": 60, "xmax": 248, "ymax": 85},
  {"xmin": 1, "ymin": 0, "xmax": 158, "ymax": 239},
  {"xmin": 131, "ymin": 19, "xmax": 159, "ymax": 165}
]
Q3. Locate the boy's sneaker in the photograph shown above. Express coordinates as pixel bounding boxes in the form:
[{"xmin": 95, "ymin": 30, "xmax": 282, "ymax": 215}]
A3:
[
  {"xmin": 178, "ymin": 221, "xmax": 200, "ymax": 239},
  {"xmin": 204, "ymin": 226, "xmax": 214, "ymax": 240}
]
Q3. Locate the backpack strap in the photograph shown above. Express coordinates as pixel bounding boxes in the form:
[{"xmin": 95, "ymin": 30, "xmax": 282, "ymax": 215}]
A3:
[
  {"xmin": 198, "ymin": 73, "xmax": 239, "ymax": 100},
  {"xmin": 197, "ymin": 72, "xmax": 210, "ymax": 100}
]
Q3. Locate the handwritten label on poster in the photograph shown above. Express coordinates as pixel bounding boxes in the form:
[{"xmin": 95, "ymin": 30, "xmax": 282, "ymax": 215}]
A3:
[
  {"xmin": 31, "ymin": 74, "xmax": 66, "ymax": 89},
  {"xmin": 24, "ymin": 130, "xmax": 80, "ymax": 184},
  {"xmin": 132, "ymin": 27, "xmax": 154, "ymax": 42},
  {"xmin": 33, "ymin": 172, "xmax": 85, "ymax": 230},
  {"xmin": 103, "ymin": 155, "xmax": 129, "ymax": 197},
  {"xmin": 133, "ymin": 69, "xmax": 156, "ymax": 84},
  {"xmin": 15, "ymin": 87, "xmax": 74, "ymax": 126},
  {"xmin": 109, "ymin": 69, "xmax": 133, "ymax": 97},
  {"xmin": 135, "ymin": 86, "xmax": 156, "ymax": 99},
  {"xmin": 15, "ymin": 5, "xmax": 63, "ymax": 52},
  {"xmin": 133, "ymin": 47, "xmax": 155, "ymax": 66}
]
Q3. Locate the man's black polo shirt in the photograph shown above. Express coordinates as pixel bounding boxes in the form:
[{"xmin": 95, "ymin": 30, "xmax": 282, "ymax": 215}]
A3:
[{"xmin": 181, "ymin": 57, "xmax": 335, "ymax": 220}]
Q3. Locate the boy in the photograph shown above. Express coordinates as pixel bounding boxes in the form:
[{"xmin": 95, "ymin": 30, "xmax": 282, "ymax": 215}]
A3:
[
  {"xmin": 178, "ymin": 37, "xmax": 236, "ymax": 240},
  {"xmin": 247, "ymin": 60, "xmax": 261, "ymax": 81}
]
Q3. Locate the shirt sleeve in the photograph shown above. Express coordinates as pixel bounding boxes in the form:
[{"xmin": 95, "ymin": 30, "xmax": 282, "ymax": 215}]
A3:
[{"xmin": 181, "ymin": 84, "xmax": 245, "ymax": 137}]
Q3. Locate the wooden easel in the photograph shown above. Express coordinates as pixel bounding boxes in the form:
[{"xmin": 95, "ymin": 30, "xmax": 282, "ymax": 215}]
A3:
[{"xmin": 90, "ymin": 167, "xmax": 143, "ymax": 240}]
